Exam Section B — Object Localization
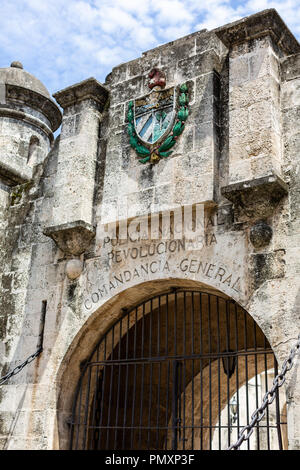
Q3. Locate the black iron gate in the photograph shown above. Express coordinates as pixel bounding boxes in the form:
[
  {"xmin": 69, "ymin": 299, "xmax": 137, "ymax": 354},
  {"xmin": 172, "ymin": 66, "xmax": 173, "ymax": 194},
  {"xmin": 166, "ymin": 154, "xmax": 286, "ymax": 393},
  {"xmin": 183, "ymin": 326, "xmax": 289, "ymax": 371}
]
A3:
[{"xmin": 69, "ymin": 289, "xmax": 286, "ymax": 450}]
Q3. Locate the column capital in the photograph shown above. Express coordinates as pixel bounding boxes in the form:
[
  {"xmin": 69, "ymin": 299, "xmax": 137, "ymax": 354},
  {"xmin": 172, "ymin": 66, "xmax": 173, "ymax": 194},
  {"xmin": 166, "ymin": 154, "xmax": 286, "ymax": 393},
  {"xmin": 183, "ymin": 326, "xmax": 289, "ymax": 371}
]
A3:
[
  {"xmin": 53, "ymin": 77, "xmax": 109, "ymax": 110},
  {"xmin": 213, "ymin": 9, "xmax": 300, "ymax": 56}
]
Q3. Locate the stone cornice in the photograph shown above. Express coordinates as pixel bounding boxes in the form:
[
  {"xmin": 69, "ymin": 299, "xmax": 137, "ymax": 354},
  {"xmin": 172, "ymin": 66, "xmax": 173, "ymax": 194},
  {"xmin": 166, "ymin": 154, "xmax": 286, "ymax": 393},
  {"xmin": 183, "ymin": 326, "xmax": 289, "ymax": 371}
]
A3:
[
  {"xmin": 53, "ymin": 78, "xmax": 109, "ymax": 110},
  {"xmin": 213, "ymin": 9, "xmax": 300, "ymax": 55},
  {"xmin": 0, "ymin": 106, "xmax": 54, "ymax": 143},
  {"xmin": 5, "ymin": 84, "xmax": 62, "ymax": 131}
]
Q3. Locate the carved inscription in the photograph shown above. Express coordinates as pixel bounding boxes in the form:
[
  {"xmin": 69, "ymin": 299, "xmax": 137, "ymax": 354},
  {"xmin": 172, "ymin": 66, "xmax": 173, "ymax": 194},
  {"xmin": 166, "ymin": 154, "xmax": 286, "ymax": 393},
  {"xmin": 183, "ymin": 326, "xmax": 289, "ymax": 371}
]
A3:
[
  {"xmin": 83, "ymin": 207, "xmax": 243, "ymax": 311},
  {"xmin": 105, "ymin": 236, "xmax": 217, "ymax": 264},
  {"xmin": 84, "ymin": 256, "xmax": 242, "ymax": 310}
]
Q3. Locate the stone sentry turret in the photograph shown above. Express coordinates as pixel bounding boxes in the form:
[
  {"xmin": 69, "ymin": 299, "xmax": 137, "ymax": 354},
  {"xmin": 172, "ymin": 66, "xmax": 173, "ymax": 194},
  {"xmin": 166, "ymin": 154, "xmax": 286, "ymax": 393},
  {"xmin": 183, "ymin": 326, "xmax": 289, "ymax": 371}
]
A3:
[{"xmin": 0, "ymin": 61, "xmax": 61, "ymax": 186}]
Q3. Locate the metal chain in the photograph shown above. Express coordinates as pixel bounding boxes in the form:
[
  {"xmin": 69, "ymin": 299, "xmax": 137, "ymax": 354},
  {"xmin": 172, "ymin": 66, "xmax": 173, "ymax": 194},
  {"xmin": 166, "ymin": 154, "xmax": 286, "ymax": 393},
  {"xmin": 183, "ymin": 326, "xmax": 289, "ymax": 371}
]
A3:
[
  {"xmin": 0, "ymin": 347, "xmax": 42, "ymax": 385},
  {"xmin": 228, "ymin": 334, "xmax": 300, "ymax": 450}
]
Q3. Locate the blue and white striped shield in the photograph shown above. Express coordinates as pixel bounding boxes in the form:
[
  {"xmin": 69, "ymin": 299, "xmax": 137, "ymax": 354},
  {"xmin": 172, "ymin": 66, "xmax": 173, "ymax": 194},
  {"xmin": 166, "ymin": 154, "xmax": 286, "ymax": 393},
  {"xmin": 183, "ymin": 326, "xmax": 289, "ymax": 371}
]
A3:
[{"xmin": 134, "ymin": 87, "xmax": 175, "ymax": 145}]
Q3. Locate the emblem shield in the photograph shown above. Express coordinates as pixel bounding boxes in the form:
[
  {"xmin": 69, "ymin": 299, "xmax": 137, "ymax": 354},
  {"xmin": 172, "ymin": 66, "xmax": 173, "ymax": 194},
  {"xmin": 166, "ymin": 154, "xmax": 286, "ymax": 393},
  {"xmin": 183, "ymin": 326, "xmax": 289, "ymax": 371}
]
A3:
[{"xmin": 134, "ymin": 87, "xmax": 175, "ymax": 145}]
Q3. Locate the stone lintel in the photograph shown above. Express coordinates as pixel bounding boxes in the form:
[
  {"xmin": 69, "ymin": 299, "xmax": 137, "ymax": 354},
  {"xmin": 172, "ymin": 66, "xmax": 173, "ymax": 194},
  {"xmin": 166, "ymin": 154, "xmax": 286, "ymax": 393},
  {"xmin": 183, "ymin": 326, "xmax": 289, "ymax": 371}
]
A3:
[
  {"xmin": 5, "ymin": 84, "xmax": 62, "ymax": 131},
  {"xmin": 213, "ymin": 9, "xmax": 300, "ymax": 55},
  {"xmin": 221, "ymin": 174, "xmax": 288, "ymax": 218},
  {"xmin": 43, "ymin": 220, "xmax": 96, "ymax": 256},
  {"xmin": 53, "ymin": 78, "xmax": 109, "ymax": 111}
]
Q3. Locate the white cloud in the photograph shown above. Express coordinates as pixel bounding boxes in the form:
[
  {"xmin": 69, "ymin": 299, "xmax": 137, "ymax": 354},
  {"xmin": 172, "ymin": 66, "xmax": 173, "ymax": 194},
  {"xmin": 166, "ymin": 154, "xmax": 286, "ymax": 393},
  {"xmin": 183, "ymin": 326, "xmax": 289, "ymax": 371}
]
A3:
[{"xmin": 0, "ymin": 0, "xmax": 299, "ymax": 96}]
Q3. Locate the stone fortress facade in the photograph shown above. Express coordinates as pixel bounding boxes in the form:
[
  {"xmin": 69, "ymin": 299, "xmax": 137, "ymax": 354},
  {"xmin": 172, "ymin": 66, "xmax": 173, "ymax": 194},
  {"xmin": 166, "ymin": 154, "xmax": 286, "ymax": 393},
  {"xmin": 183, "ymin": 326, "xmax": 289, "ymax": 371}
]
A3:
[{"xmin": 0, "ymin": 9, "xmax": 300, "ymax": 450}]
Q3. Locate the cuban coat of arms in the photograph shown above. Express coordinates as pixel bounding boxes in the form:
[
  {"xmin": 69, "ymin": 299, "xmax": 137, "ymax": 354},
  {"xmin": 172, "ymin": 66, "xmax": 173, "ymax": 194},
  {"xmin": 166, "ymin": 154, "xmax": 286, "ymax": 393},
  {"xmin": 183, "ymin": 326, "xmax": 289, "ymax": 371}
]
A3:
[{"xmin": 127, "ymin": 68, "xmax": 189, "ymax": 164}]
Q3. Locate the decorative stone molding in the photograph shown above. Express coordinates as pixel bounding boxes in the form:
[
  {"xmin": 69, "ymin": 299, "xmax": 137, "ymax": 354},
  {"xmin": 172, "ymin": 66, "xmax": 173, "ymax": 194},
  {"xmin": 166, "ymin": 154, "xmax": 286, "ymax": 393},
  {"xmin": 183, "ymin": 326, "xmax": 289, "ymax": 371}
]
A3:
[
  {"xmin": 53, "ymin": 77, "xmax": 109, "ymax": 110},
  {"xmin": 213, "ymin": 9, "xmax": 300, "ymax": 55},
  {"xmin": 0, "ymin": 107, "xmax": 54, "ymax": 141},
  {"xmin": 221, "ymin": 174, "xmax": 288, "ymax": 219},
  {"xmin": 43, "ymin": 221, "xmax": 95, "ymax": 257},
  {"xmin": 250, "ymin": 220, "xmax": 273, "ymax": 248},
  {"xmin": 65, "ymin": 259, "xmax": 84, "ymax": 280},
  {"xmin": 6, "ymin": 85, "xmax": 62, "ymax": 132}
]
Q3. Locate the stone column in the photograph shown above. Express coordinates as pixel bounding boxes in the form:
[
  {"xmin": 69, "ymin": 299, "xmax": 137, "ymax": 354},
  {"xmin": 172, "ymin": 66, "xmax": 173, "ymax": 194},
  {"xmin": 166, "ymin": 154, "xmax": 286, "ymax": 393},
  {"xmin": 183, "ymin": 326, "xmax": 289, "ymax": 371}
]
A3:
[
  {"xmin": 281, "ymin": 48, "xmax": 300, "ymax": 451},
  {"xmin": 215, "ymin": 9, "xmax": 300, "ymax": 216},
  {"xmin": 44, "ymin": 78, "xmax": 109, "ymax": 258}
]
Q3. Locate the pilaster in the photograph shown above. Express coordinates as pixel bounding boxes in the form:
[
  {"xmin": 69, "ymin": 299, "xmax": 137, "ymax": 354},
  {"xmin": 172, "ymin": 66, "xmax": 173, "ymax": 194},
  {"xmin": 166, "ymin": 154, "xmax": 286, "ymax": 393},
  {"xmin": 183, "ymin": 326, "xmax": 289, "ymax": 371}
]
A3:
[{"xmin": 44, "ymin": 78, "xmax": 109, "ymax": 257}]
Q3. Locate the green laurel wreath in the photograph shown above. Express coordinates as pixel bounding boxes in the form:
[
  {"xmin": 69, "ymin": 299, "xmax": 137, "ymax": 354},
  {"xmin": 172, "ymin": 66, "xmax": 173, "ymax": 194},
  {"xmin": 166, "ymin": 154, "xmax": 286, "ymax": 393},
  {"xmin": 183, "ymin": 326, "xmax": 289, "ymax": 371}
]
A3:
[{"xmin": 127, "ymin": 83, "xmax": 189, "ymax": 164}]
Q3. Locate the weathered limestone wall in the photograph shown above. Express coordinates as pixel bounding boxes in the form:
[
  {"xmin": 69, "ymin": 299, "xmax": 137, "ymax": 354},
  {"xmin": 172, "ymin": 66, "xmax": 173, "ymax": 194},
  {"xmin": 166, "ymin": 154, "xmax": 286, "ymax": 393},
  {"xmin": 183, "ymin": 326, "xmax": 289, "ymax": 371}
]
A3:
[
  {"xmin": 279, "ymin": 50, "xmax": 300, "ymax": 449},
  {"xmin": 0, "ymin": 9, "xmax": 299, "ymax": 451},
  {"xmin": 227, "ymin": 35, "xmax": 282, "ymax": 183},
  {"xmin": 100, "ymin": 29, "xmax": 226, "ymax": 223}
]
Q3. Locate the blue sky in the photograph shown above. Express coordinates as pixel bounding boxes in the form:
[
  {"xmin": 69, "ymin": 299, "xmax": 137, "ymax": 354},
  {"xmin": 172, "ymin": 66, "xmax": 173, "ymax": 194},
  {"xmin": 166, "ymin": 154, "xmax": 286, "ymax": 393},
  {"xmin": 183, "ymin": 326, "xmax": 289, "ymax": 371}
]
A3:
[{"xmin": 1, "ymin": 0, "xmax": 300, "ymax": 97}]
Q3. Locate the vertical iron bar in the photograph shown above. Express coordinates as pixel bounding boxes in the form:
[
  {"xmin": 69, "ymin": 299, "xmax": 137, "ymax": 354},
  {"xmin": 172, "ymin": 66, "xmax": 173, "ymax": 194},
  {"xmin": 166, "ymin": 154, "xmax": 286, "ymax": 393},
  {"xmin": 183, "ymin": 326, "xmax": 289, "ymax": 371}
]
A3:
[
  {"xmin": 130, "ymin": 307, "xmax": 138, "ymax": 449},
  {"xmin": 199, "ymin": 293, "xmax": 203, "ymax": 450},
  {"xmin": 165, "ymin": 360, "xmax": 170, "ymax": 450},
  {"xmin": 155, "ymin": 296, "xmax": 161, "ymax": 448},
  {"xmin": 157, "ymin": 295, "xmax": 161, "ymax": 357},
  {"xmin": 208, "ymin": 294, "xmax": 212, "ymax": 449},
  {"xmin": 106, "ymin": 327, "xmax": 115, "ymax": 449},
  {"xmin": 191, "ymin": 292, "xmax": 195, "ymax": 450},
  {"xmin": 138, "ymin": 303, "xmax": 146, "ymax": 449},
  {"xmin": 182, "ymin": 359, "xmax": 186, "ymax": 450},
  {"xmin": 75, "ymin": 378, "xmax": 84, "ymax": 450},
  {"xmin": 174, "ymin": 290, "xmax": 177, "ymax": 357},
  {"xmin": 90, "ymin": 345, "xmax": 100, "ymax": 449},
  {"xmin": 217, "ymin": 296, "xmax": 221, "ymax": 450},
  {"xmin": 263, "ymin": 338, "xmax": 270, "ymax": 450},
  {"xmin": 244, "ymin": 311, "xmax": 250, "ymax": 450},
  {"xmin": 96, "ymin": 366, "xmax": 106, "ymax": 450},
  {"xmin": 166, "ymin": 294, "xmax": 169, "ymax": 357},
  {"xmin": 165, "ymin": 295, "xmax": 169, "ymax": 450},
  {"xmin": 225, "ymin": 300, "xmax": 231, "ymax": 448},
  {"xmin": 156, "ymin": 361, "xmax": 162, "ymax": 449},
  {"xmin": 253, "ymin": 317, "xmax": 260, "ymax": 450},
  {"xmin": 172, "ymin": 360, "xmax": 179, "ymax": 450},
  {"xmin": 82, "ymin": 365, "xmax": 92, "ymax": 449},
  {"xmin": 147, "ymin": 299, "xmax": 153, "ymax": 449},
  {"xmin": 113, "ymin": 319, "xmax": 123, "ymax": 448},
  {"xmin": 274, "ymin": 359, "xmax": 283, "ymax": 450},
  {"xmin": 122, "ymin": 311, "xmax": 130, "ymax": 449},
  {"xmin": 178, "ymin": 362, "xmax": 182, "ymax": 448},
  {"xmin": 182, "ymin": 292, "xmax": 186, "ymax": 450},
  {"xmin": 147, "ymin": 362, "xmax": 153, "ymax": 449},
  {"xmin": 97, "ymin": 335, "xmax": 107, "ymax": 450},
  {"xmin": 234, "ymin": 302, "xmax": 240, "ymax": 445}
]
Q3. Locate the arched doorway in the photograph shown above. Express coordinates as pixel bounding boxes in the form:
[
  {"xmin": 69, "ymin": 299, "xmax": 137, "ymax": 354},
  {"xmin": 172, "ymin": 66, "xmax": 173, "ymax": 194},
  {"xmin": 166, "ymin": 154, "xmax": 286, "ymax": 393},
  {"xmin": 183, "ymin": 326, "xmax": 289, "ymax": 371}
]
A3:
[{"xmin": 69, "ymin": 288, "xmax": 286, "ymax": 450}]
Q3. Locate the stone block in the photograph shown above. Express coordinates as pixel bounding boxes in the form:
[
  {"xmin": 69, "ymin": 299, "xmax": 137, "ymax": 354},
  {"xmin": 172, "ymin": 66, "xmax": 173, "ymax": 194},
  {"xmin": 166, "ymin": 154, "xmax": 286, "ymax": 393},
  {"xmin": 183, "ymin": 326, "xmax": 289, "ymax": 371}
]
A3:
[
  {"xmin": 126, "ymin": 188, "xmax": 154, "ymax": 218},
  {"xmin": 282, "ymin": 79, "xmax": 300, "ymax": 109},
  {"xmin": 249, "ymin": 49, "xmax": 280, "ymax": 81},
  {"xmin": 228, "ymin": 107, "xmax": 249, "ymax": 138},
  {"xmin": 195, "ymin": 72, "xmax": 221, "ymax": 101},
  {"xmin": 229, "ymin": 56, "xmax": 249, "ymax": 86},
  {"xmin": 249, "ymin": 100, "xmax": 273, "ymax": 132},
  {"xmin": 229, "ymin": 76, "xmax": 279, "ymax": 108},
  {"xmin": 177, "ymin": 49, "xmax": 221, "ymax": 81}
]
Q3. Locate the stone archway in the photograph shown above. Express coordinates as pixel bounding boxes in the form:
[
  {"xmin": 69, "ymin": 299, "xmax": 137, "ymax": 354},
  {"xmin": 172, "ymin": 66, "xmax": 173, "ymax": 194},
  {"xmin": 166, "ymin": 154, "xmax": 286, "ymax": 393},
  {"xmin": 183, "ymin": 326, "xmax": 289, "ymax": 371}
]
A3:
[{"xmin": 58, "ymin": 282, "xmax": 286, "ymax": 450}]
